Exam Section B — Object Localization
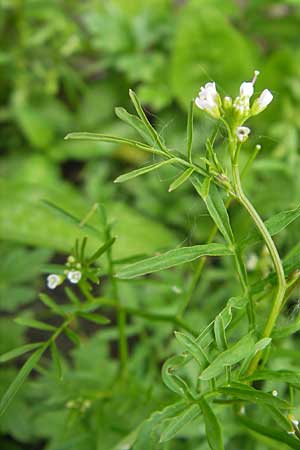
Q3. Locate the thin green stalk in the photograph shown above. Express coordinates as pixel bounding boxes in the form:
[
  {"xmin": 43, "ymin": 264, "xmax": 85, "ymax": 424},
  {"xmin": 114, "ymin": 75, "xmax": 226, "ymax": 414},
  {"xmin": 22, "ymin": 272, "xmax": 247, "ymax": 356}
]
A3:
[
  {"xmin": 232, "ymin": 162, "xmax": 286, "ymax": 374},
  {"xmin": 105, "ymin": 227, "xmax": 128, "ymax": 373}
]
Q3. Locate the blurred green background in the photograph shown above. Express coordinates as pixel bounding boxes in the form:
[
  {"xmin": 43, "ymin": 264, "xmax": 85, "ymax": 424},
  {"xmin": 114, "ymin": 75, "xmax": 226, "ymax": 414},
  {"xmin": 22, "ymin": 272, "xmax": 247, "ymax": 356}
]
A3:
[{"xmin": 1, "ymin": 1, "xmax": 300, "ymax": 449}]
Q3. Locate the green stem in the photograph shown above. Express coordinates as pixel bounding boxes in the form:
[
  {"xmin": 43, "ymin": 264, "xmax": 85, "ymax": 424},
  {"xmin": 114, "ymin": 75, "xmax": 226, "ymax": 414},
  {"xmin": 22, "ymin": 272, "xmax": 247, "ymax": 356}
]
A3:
[
  {"xmin": 106, "ymin": 227, "xmax": 128, "ymax": 374},
  {"xmin": 232, "ymin": 162, "xmax": 286, "ymax": 374}
]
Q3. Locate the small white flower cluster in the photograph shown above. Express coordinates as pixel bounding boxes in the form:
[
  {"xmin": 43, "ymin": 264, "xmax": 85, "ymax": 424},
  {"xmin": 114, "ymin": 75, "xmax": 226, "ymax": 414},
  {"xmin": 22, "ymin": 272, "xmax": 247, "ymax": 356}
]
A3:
[
  {"xmin": 195, "ymin": 70, "xmax": 273, "ymax": 144},
  {"xmin": 46, "ymin": 255, "xmax": 82, "ymax": 290}
]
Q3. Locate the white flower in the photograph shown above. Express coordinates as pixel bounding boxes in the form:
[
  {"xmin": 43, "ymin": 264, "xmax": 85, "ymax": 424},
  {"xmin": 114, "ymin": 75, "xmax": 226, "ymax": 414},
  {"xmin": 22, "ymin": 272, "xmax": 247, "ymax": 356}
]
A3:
[
  {"xmin": 47, "ymin": 274, "xmax": 61, "ymax": 290},
  {"xmin": 272, "ymin": 390, "xmax": 278, "ymax": 397},
  {"xmin": 240, "ymin": 82, "xmax": 254, "ymax": 98},
  {"xmin": 236, "ymin": 126, "xmax": 251, "ymax": 143},
  {"xmin": 252, "ymin": 89, "xmax": 273, "ymax": 115},
  {"xmin": 67, "ymin": 270, "xmax": 82, "ymax": 284},
  {"xmin": 195, "ymin": 82, "xmax": 220, "ymax": 118}
]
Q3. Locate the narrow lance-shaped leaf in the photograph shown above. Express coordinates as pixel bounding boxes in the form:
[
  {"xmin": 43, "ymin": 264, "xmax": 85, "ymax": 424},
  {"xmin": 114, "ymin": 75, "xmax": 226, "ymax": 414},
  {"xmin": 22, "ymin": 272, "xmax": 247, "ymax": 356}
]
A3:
[
  {"xmin": 160, "ymin": 404, "xmax": 201, "ymax": 442},
  {"xmin": 42, "ymin": 200, "xmax": 101, "ymax": 238},
  {"xmin": 175, "ymin": 331, "xmax": 209, "ymax": 370},
  {"xmin": 114, "ymin": 158, "xmax": 177, "ymax": 184},
  {"xmin": 78, "ymin": 312, "xmax": 110, "ymax": 325},
  {"xmin": 65, "ymin": 132, "xmax": 166, "ymax": 157},
  {"xmin": 187, "ymin": 100, "xmax": 194, "ymax": 163},
  {"xmin": 115, "ymin": 106, "xmax": 155, "ymax": 146},
  {"xmin": 117, "ymin": 243, "xmax": 233, "ymax": 279},
  {"xmin": 88, "ymin": 237, "xmax": 115, "ymax": 263},
  {"xmin": 129, "ymin": 89, "xmax": 168, "ymax": 154},
  {"xmin": 0, "ymin": 342, "xmax": 43, "ymax": 364},
  {"xmin": 214, "ymin": 313, "xmax": 228, "ymax": 351},
  {"xmin": 168, "ymin": 168, "xmax": 194, "ymax": 192},
  {"xmin": 218, "ymin": 382, "xmax": 290, "ymax": 409},
  {"xmin": 0, "ymin": 344, "xmax": 47, "ymax": 416},
  {"xmin": 238, "ymin": 415, "xmax": 300, "ymax": 449},
  {"xmin": 14, "ymin": 317, "xmax": 56, "ymax": 332},
  {"xmin": 192, "ymin": 178, "xmax": 234, "ymax": 244},
  {"xmin": 39, "ymin": 293, "xmax": 66, "ymax": 317},
  {"xmin": 64, "ymin": 327, "xmax": 80, "ymax": 347},
  {"xmin": 199, "ymin": 396, "xmax": 224, "ymax": 450},
  {"xmin": 132, "ymin": 401, "xmax": 188, "ymax": 450},
  {"xmin": 161, "ymin": 355, "xmax": 190, "ymax": 397},
  {"xmin": 200, "ymin": 333, "xmax": 255, "ymax": 380},
  {"xmin": 244, "ymin": 369, "xmax": 300, "ymax": 386},
  {"xmin": 50, "ymin": 341, "xmax": 63, "ymax": 381}
]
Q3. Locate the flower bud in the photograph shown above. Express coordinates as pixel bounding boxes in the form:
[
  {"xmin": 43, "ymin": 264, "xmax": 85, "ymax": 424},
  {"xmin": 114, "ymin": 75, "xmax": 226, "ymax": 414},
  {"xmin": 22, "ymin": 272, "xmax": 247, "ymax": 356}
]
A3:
[
  {"xmin": 223, "ymin": 96, "xmax": 232, "ymax": 110},
  {"xmin": 251, "ymin": 89, "xmax": 273, "ymax": 115}
]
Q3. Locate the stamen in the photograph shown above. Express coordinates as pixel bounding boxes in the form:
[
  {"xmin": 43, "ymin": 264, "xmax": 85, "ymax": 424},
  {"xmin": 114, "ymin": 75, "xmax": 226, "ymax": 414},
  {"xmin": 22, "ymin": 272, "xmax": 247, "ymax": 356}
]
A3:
[{"xmin": 252, "ymin": 70, "xmax": 260, "ymax": 85}]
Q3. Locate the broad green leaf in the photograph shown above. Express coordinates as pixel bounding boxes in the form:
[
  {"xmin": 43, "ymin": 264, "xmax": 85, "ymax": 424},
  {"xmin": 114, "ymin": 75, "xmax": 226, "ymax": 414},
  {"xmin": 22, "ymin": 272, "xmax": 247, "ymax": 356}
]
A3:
[
  {"xmin": 0, "ymin": 342, "xmax": 43, "ymax": 363},
  {"xmin": 168, "ymin": 168, "xmax": 194, "ymax": 192},
  {"xmin": 65, "ymin": 132, "xmax": 166, "ymax": 157},
  {"xmin": 200, "ymin": 334, "xmax": 255, "ymax": 380},
  {"xmin": 214, "ymin": 314, "xmax": 228, "ymax": 351},
  {"xmin": 0, "ymin": 179, "xmax": 176, "ymax": 259},
  {"xmin": 117, "ymin": 243, "xmax": 232, "ymax": 279},
  {"xmin": 160, "ymin": 404, "xmax": 201, "ymax": 442},
  {"xmin": 245, "ymin": 369, "xmax": 300, "ymax": 386},
  {"xmin": 199, "ymin": 397, "xmax": 224, "ymax": 450},
  {"xmin": 175, "ymin": 331, "xmax": 209, "ymax": 369},
  {"xmin": 114, "ymin": 158, "xmax": 177, "ymax": 183},
  {"xmin": 132, "ymin": 401, "xmax": 187, "ymax": 450},
  {"xmin": 0, "ymin": 344, "xmax": 47, "ymax": 416},
  {"xmin": 39, "ymin": 293, "xmax": 66, "ymax": 317},
  {"xmin": 50, "ymin": 341, "xmax": 63, "ymax": 381},
  {"xmin": 218, "ymin": 383, "xmax": 290, "ymax": 409},
  {"xmin": 192, "ymin": 178, "xmax": 234, "ymax": 244},
  {"xmin": 115, "ymin": 106, "xmax": 155, "ymax": 146},
  {"xmin": 128, "ymin": 89, "xmax": 168, "ymax": 154},
  {"xmin": 14, "ymin": 317, "xmax": 56, "ymax": 332},
  {"xmin": 78, "ymin": 312, "xmax": 110, "ymax": 325},
  {"xmin": 238, "ymin": 415, "xmax": 300, "ymax": 449}
]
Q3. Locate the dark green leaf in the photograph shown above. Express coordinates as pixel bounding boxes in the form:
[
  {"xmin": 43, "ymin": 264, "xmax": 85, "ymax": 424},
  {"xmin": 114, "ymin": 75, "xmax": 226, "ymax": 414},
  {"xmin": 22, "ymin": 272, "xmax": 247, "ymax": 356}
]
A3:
[
  {"xmin": 199, "ymin": 397, "xmax": 224, "ymax": 450},
  {"xmin": 117, "ymin": 243, "xmax": 233, "ymax": 279},
  {"xmin": 64, "ymin": 328, "xmax": 80, "ymax": 347},
  {"xmin": 244, "ymin": 369, "xmax": 300, "ymax": 386},
  {"xmin": 162, "ymin": 354, "xmax": 190, "ymax": 397},
  {"xmin": 87, "ymin": 237, "xmax": 115, "ymax": 263},
  {"xmin": 39, "ymin": 293, "xmax": 66, "ymax": 316},
  {"xmin": 214, "ymin": 313, "xmax": 228, "ymax": 352}
]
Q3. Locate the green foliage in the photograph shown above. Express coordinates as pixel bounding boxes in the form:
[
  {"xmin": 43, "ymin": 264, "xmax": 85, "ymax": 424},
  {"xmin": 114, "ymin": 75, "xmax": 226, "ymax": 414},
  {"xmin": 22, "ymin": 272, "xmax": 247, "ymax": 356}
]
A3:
[{"xmin": 2, "ymin": 1, "xmax": 300, "ymax": 449}]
